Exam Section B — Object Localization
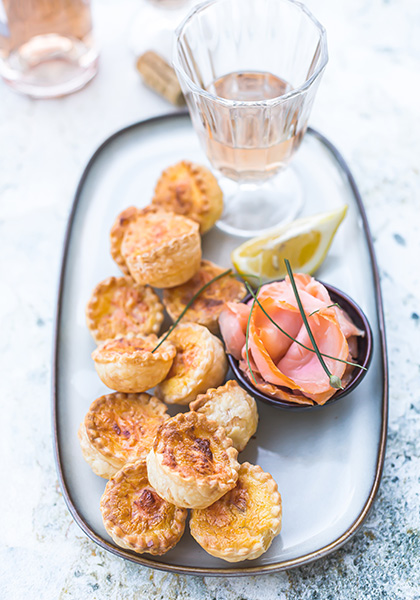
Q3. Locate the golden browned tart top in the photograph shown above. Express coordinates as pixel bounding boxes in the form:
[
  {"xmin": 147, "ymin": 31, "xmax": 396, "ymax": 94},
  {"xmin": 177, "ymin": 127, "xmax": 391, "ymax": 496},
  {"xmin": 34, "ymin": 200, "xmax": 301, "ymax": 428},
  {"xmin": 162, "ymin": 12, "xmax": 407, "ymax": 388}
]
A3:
[
  {"xmin": 151, "ymin": 160, "xmax": 223, "ymax": 233},
  {"xmin": 121, "ymin": 208, "xmax": 199, "ymax": 257},
  {"xmin": 163, "ymin": 260, "xmax": 246, "ymax": 333},
  {"xmin": 190, "ymin": 462, "xmax": 282, "ymax": 562},
  {"xmin": 155, "ymin": 322, "xmax": 228, "ymax": 405},
  {"xmin": 91, "ymin": 333, "xmax": 176, "ymax": 394},
  {"xmin": 110, "ymin": 206, "xmax": 141, "ymax": 276},
  {"xmin": 92, "ymin": 333, "xmax": 174, "ymax": 364},
  {"xmin": 100, "ymin": 459, "xmax": 187, "ymax": 555},
  {"xmin": 86, "ymin": 276, "xmax": 164, "ymax": 342},
  {"xmin": 110, "ymin": 207, "xmax": 202, "ymax": 288},
  {"xmin": 190, "ymin": 379, "xmax": 258, "ymax": 452},
  {"xmin": 152, "ymin": 411, "xmax": 238, "ymax": 483},
  {"xmin": 84, "ymin": 392, "xmax": 169, "ymax": 463}
]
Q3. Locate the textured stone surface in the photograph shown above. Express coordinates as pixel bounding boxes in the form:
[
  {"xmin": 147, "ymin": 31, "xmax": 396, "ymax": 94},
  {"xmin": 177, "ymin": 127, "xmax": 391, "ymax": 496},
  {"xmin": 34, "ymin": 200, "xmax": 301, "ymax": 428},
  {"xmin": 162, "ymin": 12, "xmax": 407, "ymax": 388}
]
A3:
[{"xmin": 1, "ymin": 0, "xmax": 419, "ymax": 598}]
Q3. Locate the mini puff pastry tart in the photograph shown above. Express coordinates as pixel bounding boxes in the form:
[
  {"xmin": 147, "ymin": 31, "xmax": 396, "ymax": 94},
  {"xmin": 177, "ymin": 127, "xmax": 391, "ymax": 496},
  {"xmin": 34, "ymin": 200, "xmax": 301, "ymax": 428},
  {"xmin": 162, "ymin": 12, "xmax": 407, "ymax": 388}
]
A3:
[
  {"xmin": 92, "ymin": 334, "xmax": 176, "ymax": 393},
  {"xmin": 111, "ymin": 206, "xmax": 202, "ymax": 288},
  {"xmin": 190, "ymin": 462, "xmax": 282, "ymax": 562},
  {"xmin": 100, "ymin": 459, "xmax": 187, "ymax": 555},
  {"xmin": 110, "ymin": 206, "xmax": 141, "ymax": 276},
  {"xmin": 78, "ymin": 392, "xmax": 169, "ymax": 479},
  {"xmin": 151, "ymin": 160, "xmax": 223, "ymax": 234},
  {"xmin": 190, "ymin": 380, "xmax": 258, "ymax": 452},
  {"xmin": 155, "ymin": 322, "xmax": 228, "ymax": 405},
  {"xmin": 86, "ymin": 276, "xmax": 164, "ymax": 343},
  {"xmin": 146, "ymin": 411, "xmax": 240, "ymax": 509},
  {"xmin": 162, "ymin": 260, "xmax": 246, "ymax": 334}
]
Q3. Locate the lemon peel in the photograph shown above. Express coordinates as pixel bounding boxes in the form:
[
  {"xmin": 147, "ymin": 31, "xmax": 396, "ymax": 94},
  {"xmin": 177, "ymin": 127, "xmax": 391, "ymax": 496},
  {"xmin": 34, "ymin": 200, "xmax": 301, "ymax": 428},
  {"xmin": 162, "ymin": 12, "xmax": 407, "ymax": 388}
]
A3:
[{"xmin": 231, "ymin": 205, "xmax": 348, "ymax": 282}]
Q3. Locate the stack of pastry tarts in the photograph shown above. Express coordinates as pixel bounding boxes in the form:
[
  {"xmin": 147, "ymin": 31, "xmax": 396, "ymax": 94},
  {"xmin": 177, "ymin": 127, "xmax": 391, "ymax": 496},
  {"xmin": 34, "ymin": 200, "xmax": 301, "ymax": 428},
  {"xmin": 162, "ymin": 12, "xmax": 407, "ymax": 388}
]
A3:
[{"xmin": 79, "ymin": 161, "xmax": 282, "ymax": 562}]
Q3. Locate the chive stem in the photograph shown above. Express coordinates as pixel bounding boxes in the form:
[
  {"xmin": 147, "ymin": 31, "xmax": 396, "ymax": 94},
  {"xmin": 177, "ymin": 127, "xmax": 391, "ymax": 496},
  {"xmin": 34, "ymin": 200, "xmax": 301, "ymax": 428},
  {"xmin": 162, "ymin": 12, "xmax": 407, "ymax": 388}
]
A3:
[
  {"xmin": 285, "ymin": 260, "xmax": 343, "ymax": 389},
  {"xmin": 308, "ymin": 303, "xmax": 340, "ymax": 317},
  {"xmin": 152, "ymin": 268, "xmax": 232, "ymax": 353},
  {"xmin": 244, "ymin": 282, "xmax": 365, "ymax": 371},
  {"xmin": 245, "ymin": 286, "xmax": 260, "ymax": 386},
  {"xmin": 233, "ymin": 270, "xmax": 262, "ymax": 282}
]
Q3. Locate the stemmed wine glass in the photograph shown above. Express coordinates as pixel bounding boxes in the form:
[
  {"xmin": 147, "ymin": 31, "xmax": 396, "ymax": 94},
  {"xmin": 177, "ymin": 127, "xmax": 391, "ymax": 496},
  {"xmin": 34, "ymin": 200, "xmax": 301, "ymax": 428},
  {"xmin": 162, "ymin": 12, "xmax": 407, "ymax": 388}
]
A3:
[{"xmin": 173, "ymin": 0, "xmax": 328, "ymax": 237}]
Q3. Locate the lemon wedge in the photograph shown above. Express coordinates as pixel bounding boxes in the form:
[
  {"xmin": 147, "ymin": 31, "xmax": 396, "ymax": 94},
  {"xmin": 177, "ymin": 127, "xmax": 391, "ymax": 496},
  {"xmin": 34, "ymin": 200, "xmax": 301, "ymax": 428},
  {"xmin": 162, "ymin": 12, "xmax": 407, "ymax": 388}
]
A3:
[{"xmin": 231, "ymin": 205, "xmax": 348, "ymax": 282}]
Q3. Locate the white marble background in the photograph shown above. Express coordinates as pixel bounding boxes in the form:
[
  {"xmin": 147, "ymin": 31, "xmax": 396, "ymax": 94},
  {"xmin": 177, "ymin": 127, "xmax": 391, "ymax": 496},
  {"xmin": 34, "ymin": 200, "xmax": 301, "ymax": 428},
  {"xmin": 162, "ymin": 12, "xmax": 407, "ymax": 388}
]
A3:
[{"xmin": 1, "ymin": 0, "xmax": 419, "ymax": 598}]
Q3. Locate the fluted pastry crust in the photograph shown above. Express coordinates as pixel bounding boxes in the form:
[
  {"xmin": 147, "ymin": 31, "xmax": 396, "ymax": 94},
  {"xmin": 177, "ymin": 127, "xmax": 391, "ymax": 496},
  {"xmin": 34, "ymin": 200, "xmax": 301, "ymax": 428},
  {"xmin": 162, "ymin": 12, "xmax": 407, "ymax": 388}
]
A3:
[
  {"xmin": 78, "ymin": 392, "xmax": 169, "ymax": 478},
  {"xmin": 100, "ymin": 459, "xmax": 187, "ymax": 555},
  {"xmin": 92, "ymin": 334, "xmax": 176, "ymax": 393},
  {"xmin": 152, "ymin": 160, "xmax": 223, "ymax": 233},
  {"xmin": 190, "ymin": 462, "xmax": 282, "ymax": 562},
  {"xmin": 163, "ymin": 260, "xmax": 246, "ymax": 334},
  {"xmin": 116, "ymin": 208, "xmax": 201, "ymax": 288},
  {"xmin": 86, "ymin": 276, "xmax": 163, "ymax": 343},
  {"xmin": 155, "ymin": 323, "xmax": 228, "ymax": 405},
  {"xmin": 110, "ymin": 206, "xmax": 141, "ymax": 276},
  {"xmin": 146, "ymin": 411, "xmax": 239, "ymax": 509},
  {"xmin": 190, "ymin": 380, "xmax": 258, "ymax": 452}
]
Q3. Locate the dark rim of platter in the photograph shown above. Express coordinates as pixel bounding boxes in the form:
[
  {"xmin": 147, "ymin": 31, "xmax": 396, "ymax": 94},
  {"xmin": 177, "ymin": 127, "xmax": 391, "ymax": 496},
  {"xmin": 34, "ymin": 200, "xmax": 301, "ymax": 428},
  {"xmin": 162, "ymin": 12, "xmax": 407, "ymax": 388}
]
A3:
[{"xmin": 52, "ymin": 111, "xmax": 388, "ymax": 576}]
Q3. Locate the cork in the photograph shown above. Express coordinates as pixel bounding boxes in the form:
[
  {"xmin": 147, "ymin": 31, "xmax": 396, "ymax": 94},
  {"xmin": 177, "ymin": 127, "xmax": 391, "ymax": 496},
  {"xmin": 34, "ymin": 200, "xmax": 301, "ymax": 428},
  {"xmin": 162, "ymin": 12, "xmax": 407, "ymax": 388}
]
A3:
[{"xmin": 136, "ymin": 51, "xmax": 185, "ymax": 107}]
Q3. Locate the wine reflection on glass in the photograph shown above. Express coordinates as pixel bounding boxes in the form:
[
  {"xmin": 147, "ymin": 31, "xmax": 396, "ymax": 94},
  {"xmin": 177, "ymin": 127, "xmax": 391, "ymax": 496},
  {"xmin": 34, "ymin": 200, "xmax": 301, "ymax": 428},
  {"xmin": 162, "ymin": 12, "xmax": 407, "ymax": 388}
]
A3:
[{"xmin": 173, "ymin": 0, "xmax": 328, "ymax": 237}]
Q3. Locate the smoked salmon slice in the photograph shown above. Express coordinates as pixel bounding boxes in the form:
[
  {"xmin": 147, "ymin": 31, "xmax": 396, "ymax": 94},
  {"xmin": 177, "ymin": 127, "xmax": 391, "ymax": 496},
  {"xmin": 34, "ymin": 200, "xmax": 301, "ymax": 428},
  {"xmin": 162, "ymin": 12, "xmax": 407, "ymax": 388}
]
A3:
[
  {"xmin": 219, "ymin": 275, "xmax": 363, "ymax": 405},
  {"xmin": 218, "ymin": 302, "xmax": 249, "ymax": 360}
]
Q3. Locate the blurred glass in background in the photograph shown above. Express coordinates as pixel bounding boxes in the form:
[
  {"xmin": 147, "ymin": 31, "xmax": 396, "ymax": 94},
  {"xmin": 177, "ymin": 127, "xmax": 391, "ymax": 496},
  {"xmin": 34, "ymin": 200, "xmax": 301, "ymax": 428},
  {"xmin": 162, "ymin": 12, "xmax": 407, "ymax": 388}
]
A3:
[{"xmin": 0, "ymin": 0, "xmax": 98, "ymax": 98}]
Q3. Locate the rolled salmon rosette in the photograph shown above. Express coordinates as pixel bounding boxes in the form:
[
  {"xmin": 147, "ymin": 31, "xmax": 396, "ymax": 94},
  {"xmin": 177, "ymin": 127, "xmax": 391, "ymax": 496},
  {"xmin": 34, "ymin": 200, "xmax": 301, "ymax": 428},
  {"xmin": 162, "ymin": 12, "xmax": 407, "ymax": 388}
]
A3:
[{"xmin": 219, "ymin": 274, "xmax": 363, "ymax": 405}]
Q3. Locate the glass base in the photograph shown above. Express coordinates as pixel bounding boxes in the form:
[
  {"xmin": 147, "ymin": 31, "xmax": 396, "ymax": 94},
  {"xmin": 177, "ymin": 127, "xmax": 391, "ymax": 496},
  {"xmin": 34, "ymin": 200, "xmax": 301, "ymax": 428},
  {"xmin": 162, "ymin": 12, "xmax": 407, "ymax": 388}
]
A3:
[
  {"xmin": 216, "ymin": 167, "xmax": 304, "ymax": 238},
  {"xmin": 0, "ymin": 34, "xmax": 99, "ymax": 98}
]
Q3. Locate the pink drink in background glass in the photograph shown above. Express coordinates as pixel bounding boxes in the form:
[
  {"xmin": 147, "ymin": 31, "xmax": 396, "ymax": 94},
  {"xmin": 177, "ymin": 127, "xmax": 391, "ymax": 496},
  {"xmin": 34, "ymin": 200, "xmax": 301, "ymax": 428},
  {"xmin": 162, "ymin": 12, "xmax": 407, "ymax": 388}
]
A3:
[{"xmin": 0, "ymin": 0, "xmax": 98, "ymax": 97}]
